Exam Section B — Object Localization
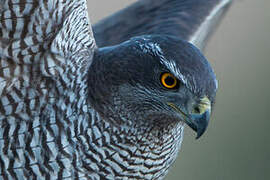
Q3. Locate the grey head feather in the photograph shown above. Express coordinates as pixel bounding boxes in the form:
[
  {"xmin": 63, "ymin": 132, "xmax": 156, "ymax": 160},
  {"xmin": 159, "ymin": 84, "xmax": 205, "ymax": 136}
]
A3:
[{"xmin": 88, "ymin": 35, "xmax": 217, "ymax": 126}]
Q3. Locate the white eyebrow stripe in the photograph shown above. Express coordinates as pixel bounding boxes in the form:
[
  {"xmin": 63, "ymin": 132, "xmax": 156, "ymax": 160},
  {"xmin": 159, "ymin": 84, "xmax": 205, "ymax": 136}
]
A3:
[
  {"xmin": 160, "ymin": 59, "xmax": 188, "ymax": 85},
  {"xmin": 146, "ymin": 42, "xmax": 188, "ymax": 86},
  {"xmin": 138, "ymin": 40, "xmax": 196, "ymax": 92},
  {"xmin": 159, "ymin": 57, "xmax": 200, "ymax": 94}
]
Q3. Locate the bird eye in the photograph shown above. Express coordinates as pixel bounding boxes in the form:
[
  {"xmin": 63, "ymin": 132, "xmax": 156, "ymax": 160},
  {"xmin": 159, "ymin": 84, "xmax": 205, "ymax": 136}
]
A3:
[{"xmin": 160, "ymin": 72, "xmax": 179, "ymax": 89}]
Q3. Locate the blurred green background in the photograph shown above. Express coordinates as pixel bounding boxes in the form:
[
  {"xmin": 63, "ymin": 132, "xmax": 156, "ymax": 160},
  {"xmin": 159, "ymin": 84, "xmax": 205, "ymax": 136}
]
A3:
[{"xmin": 88, "ymin": 0, "xmax": 270, "ymax": 179}]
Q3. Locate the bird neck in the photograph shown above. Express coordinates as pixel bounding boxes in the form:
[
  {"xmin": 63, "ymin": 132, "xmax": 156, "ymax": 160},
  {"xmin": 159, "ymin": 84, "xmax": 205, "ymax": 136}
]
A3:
[{"xmin": 77, "ymin": 109, "xmax": 185, "ymax": 178}]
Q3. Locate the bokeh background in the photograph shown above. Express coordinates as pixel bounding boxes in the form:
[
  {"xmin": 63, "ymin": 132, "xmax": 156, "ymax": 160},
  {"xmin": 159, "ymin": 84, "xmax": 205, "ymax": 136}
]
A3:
[{"xmin": 88, "ymin": 0, "xmax": 270, "ymax": 179}]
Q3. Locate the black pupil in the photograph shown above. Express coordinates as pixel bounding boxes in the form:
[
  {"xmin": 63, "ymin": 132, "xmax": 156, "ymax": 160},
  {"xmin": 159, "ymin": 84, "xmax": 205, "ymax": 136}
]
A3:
[{"xmin": 165, "ymin": 76, "xmax": 175, "ymax": 86}]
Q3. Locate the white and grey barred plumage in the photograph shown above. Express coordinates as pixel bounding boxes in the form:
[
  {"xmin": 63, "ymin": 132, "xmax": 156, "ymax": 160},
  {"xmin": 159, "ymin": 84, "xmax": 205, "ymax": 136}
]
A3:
[{"xmin": 0, "ymin": 0, "xmax": 231, "ymax": 179}]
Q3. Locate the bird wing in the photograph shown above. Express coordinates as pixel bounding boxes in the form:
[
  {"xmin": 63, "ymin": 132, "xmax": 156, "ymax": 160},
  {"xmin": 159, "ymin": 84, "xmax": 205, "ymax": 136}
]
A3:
[
  {"xmin": 0, "ymin": 0, "xmax": 95, "ymax": 118},
  {"xmin": 93, "ymin": 0, "xmax": 231, "ymax": 50}
]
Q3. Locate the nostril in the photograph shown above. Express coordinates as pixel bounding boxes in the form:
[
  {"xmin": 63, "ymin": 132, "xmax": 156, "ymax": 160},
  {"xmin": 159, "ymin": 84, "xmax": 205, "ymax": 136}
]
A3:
[
  {"xmin": 191, "ymin": 96, "xmax": 211, "ymax": 115},
  {"xmin": 193, "ymin": 106, "xmax": 201, "ymax": 114}
]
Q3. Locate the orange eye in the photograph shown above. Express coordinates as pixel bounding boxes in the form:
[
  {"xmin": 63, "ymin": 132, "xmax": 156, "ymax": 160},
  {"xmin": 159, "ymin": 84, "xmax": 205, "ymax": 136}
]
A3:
[{"xmin": 160, "ymin": 72, "xmax": 179, "ymax": 89}]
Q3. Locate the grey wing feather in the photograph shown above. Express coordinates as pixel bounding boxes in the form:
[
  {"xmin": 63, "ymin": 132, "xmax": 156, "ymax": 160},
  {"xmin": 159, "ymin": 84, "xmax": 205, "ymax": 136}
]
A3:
[
  {"xmin": 93, "ymin": 0, "xmax": 232, "ymax": 50},
  {"xmin": 0, "ymin": 0, "xmax": 95, "ymax": 117},
  {"xmin": 0, "ymin": 0, "xmax": 95, "ymax": 69}
]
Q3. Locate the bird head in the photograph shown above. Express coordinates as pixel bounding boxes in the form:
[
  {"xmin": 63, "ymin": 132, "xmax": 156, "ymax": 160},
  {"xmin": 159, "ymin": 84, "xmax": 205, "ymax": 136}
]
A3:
[{"xmin": 88, "ymin": 35, "xmax": 217, "ymax": 138}]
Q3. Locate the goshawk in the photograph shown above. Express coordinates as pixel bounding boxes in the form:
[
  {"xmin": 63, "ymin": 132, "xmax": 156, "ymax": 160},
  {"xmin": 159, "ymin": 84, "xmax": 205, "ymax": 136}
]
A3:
[{"xmin": 0, "ymin": 0, "xmax": 231, "ymax": 179}]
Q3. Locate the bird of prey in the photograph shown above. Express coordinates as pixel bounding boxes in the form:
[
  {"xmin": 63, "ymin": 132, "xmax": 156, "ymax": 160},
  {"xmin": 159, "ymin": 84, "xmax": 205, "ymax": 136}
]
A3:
[{"xmin": 0, "ymin": 0, "xmax": 231, "ymax": 179}]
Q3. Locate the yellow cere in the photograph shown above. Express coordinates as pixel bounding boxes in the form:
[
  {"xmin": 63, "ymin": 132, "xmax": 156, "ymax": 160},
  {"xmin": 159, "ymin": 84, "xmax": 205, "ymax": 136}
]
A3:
[{"xmin": 196, "ymin": 96, "xmax": 211, "ymax": 114}]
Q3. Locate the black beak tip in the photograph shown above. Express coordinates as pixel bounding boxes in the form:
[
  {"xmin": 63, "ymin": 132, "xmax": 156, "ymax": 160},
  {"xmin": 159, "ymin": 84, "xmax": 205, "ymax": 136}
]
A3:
[
  {"xmin": 195, "ymin": 127, "xmax": 207, "ymax": 139},
  {"xmin": 189, "ymin": 110, "xmax": 210, "ymax": 139}
]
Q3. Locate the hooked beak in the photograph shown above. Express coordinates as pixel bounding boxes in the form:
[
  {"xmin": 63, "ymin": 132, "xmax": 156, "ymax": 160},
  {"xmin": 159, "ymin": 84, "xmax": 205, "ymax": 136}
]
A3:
[
  {"xmin": 167, "ymin": 96, "xmax": 211, "ymax": 139},
  {"xmin": 185, "ymin": 109, "xmax": 210, "ymax": 139}
]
